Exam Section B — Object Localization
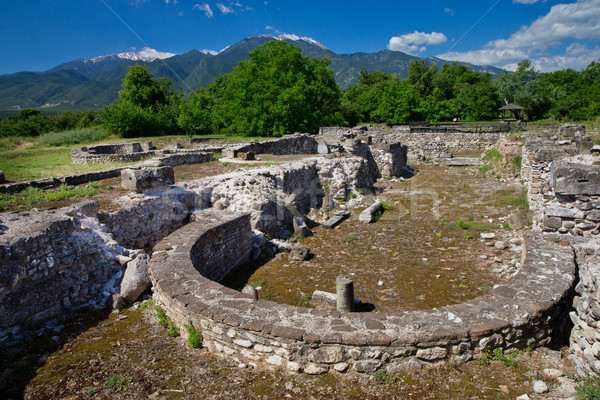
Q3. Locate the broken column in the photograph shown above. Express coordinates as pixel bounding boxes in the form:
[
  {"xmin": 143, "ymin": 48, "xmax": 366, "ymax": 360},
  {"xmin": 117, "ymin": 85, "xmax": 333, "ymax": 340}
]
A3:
[{"xmin": 336, "ymin": 275, "xmax": 355, "ymax": 312}]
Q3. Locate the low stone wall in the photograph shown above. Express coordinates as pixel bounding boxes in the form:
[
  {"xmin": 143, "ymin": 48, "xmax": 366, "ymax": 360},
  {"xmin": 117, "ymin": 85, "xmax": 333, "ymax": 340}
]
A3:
[
  {"xmin": 98, "ymin": 188, "xmax": 192, "ymax": 250},
  {"xmin": 0, "ymin": 152, "xmax": 215, "ymax": 194},
  {"xmin": 223, "ymin": 133, "xmax": 318, "ymax": 158},
  {"xmin": 71, "ymin": 142, "xmax": 153, "ymax": 164},
  {"xmin": 0, "ymin": 203, "xmax": 124, "ymax": 340},
  {"xmin": 319, "ymin": 126, "xmax": 503, "ymax": 163},
  {"xmin": 150, "ymin": 229, "xmax": 575, "ymax": 374}
]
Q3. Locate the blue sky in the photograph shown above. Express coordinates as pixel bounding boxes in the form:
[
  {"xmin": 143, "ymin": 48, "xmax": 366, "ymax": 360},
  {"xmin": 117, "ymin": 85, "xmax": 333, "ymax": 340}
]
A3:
[{"xmin": 1, "ymin": 0, "xmax": 599, "ymax": 75}]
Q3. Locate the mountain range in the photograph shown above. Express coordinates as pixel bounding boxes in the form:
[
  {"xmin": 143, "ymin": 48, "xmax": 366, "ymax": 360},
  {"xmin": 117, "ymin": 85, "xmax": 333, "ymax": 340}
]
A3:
[{"xmin": 0, "ymin": 35, "xmax": 504, "ymax": 112}]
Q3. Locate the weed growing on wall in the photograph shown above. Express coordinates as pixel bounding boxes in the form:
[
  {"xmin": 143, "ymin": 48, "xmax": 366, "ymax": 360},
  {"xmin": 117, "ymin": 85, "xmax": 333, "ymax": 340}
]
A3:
[
  {"xmin": 185, "ymin": 321, "xmax": 203, "ymax": 349},
  {"xmin": 154, "ymin": 305, "xmax": 179, "ymax": 337}
]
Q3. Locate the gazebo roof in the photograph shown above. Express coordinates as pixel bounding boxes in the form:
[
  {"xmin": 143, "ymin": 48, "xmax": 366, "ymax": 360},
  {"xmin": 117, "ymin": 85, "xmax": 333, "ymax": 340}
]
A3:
[{"xmin": 499, "ymin": 103, "xmax": 525, "ymax": 110}]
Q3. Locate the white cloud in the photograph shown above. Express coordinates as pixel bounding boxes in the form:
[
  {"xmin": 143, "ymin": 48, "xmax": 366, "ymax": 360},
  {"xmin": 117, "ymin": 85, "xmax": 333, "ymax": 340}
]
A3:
[
  {"xmin": 164, "ymin": 0, "xmax": 178, "ymax": 4},
  {"xmin": 388, "ymin": 31, "xmax": 448, "ymax": 54},
  {"xmin": 513, "ymin": 0, "xmax": 542, "ymax": 4},
  {"xmin": 137, "ymin": 47, "xmax": 176, "ymax": 60},
  {"xmin": 217, "ymin": 3, "xmax": 234, "ymax": 14},
  {"xmin": 193, "ymin": 3, "xmax": 213, "ymax": 18},
  {"xmin": 438, "ymin": 0, "xmax": 600, "ymax": 71},
  {"xmin": 265, "ymin": 25, "xmax": 275, "ymax": 31},
  {"xmin": 444, "ymin": 7, "xmax": 454, "ymax": 16}
]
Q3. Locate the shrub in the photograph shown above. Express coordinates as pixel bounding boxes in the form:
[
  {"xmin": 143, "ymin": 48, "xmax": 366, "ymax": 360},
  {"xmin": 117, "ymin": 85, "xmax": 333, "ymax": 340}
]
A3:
[{"xmin": 36, "ymin": 127, "xmax": 109, "ymax": 147}]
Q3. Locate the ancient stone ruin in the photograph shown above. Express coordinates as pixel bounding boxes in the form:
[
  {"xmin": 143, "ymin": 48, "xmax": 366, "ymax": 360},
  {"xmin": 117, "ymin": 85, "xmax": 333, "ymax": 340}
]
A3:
[{"xmin": 2, "ymin": 125, "xmax": 600, "ymax": 377}]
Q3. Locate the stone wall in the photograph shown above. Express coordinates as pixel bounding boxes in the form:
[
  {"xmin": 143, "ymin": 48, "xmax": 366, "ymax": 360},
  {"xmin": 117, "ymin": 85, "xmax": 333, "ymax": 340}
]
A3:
[
  {"xmin": 223, "ymin": 133, "xmax": 318, "ymax": 158},
  {"xmin": 71, "ymin": 142, "xmax": 153, "ymax": 164},
  {"xmin": 319, "ymin": 126, "xmax": 503, "ymax": 164},
  {"xmin": 150, "ymin": 228, "xmax": 576, "ymax": 375},
  {"xmin": 519, "ymin": 128, "xmax": 600, "ymax": 375},
  {"xmin": 98, "ymin": 188, "xmax": 193, "ymax": 250},
  {"xmin": 0, "ymin": 203, "xmax": 124, "ymax": 340},
  {"xmin": 521, "ymin": 136, "xmax": 600, "ymax": 236}
]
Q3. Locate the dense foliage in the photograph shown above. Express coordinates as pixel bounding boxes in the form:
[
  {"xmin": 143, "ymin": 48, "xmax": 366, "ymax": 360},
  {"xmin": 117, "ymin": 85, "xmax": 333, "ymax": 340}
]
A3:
[
  {"xmin": 103, "ymin": 65, "xmax": 182, "ymax": 138},
  {"xmin": 342, "ymin": 62, "xmax": 502, "ymax": 125},
  {"xmin": 1, "ymin": 42, "xmax": 599, "ymax": 138},
  {"xmin": 211, "ymin": 41, "xmax": 344, "ymax": 136},
  {"xmin": 0, "ymin": 109, "xmax": 102, "ymax": 137}
]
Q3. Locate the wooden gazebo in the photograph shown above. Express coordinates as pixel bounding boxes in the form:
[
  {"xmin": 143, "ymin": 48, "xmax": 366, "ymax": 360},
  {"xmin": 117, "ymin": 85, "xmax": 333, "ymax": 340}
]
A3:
[{"xmin": 499, "ymin": 103, "xmax": 525, "ymax": 121}]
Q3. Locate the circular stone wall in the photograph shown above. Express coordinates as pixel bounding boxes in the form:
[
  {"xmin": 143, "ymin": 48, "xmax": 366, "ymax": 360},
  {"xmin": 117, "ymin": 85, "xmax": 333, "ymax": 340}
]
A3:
[{"xmin": 149, "ymin": 208, "xmax": 576, "ymax": 374}]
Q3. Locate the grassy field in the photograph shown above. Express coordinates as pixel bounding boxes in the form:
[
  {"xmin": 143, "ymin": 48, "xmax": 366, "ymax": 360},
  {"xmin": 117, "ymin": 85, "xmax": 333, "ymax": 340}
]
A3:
[{"xmin": 0, "ymin": 129, "xmax": 272, "ymax": 182}]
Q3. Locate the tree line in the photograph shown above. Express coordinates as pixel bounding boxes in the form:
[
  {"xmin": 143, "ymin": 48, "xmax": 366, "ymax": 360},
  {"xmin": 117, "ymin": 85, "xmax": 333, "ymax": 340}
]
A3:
[{"xmin": 2, "ymin": 41, "xmax": 599, "ymax": 139}]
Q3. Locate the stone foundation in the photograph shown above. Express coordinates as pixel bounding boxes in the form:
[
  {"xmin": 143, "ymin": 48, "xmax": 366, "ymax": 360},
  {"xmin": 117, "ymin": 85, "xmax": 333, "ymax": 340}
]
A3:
[
  {"xmin": 319, "ymin": 126, "xmax": 504, "ymax": 164},
  {"xmin": 150, "ymin": 225, "xmax": 575, "ymax": 374}
]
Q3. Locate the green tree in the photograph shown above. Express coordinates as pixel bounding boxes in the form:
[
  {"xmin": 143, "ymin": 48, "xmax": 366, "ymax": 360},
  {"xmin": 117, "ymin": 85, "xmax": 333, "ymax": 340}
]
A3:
[
  {"xmin": 214, "ymin": 41, "xmax": 343, "ymax": 136},
  {"xmin": 0, "ymin": 109, "xmax": 55, "ymax": 137},
  {"xmin": 408, "ymin": 60, "xmax": 438, "ymax": 97},
  {"xmin": 104, "ymin": 64, "xmax": 181, "ymax": 138},
  {"xmin": 178, "ymin": 89, "xmax": 214, "ymax": 137},
  {"xmin": 497, "ymin": 60, "xmax": 551, "ymax": 120},
  {"xmin": 342, "ymin": 70, "xmax": 401, "ymax": 124}
]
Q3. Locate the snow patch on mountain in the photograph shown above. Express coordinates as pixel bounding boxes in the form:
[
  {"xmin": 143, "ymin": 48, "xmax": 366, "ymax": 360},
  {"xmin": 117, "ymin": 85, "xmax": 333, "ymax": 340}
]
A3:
[
  {"xmin": 258, "ymin": 34, "xmax": 329, "ymax": 50},
  {"xmin": 87, "ymin": 47, "xmax": 176, "ymax": 64}
]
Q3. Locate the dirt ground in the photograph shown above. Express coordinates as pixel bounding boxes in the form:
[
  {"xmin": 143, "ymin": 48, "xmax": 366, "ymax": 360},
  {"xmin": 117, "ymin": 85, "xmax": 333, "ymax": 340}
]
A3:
[
  {"xmin": 0, "ymin": 300, "xmax": 577, "ymax": 400},
  {"xmin": 0, "ymin": 152, "xmax": 582, "ymax": 399}
]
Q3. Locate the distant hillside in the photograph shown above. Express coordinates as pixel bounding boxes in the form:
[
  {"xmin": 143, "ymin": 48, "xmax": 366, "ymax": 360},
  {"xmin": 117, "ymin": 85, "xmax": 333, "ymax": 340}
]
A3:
[{"xmin": 0, "ymin": 36, "xmax": 504, "ymax": 111}]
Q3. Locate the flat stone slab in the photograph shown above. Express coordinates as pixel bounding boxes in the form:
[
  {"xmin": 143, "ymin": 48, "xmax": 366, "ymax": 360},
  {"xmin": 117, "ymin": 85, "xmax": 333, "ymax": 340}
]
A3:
[
  {"xmin": 445, "ymin": 158, "xmax": 480, "ymax": 166},
  {"xmin": 545, "ymin": 207, "xmax": 584, "ymax": 219},
  {"xmin": 322, "ymin": 211, "xmax": 350, "ymax": 229},
  {"xmin": 552, "ymin": 161, "xmax": 600, "ymax": 196}
]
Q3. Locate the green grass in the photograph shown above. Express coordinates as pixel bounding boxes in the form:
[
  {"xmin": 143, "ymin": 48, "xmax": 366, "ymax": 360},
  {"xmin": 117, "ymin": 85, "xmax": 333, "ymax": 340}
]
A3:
[
  {"xmin": 343, "ymin": 235, "xmax": 357, "ymax": 243},
  {"xmin": 373, "ymin": 370, "xmax": 398, "ymax": 384},
  {"xmin": 444, "ymin": 217, "xmax": 497, "ymax": 231},
  {"xmin": 250, "ymin": 279, "xmax": 266, "ymax": 288},
  {"xmin": 0, "ymin": 136, "xmax": 30, "ymax": 151},
  {"xmin": 36, "ymin": 127, "xmax": 110, "ymax": 147},
  {"xmin": 482, "ymin": 148, "xmax": 502, "ymax": 163},
  {"xmin": 106, "ymin": 375, "xmax": 132, "ymax": 392},
  {"xmin": 0, "ymin": 132, "xmax": 269, "ymax": 182},
  {"xmin": 0, "ymin": 183, "xmax": 106, "ymax": 211},
  {"xmin": 154, "ymin": 305, "xmax": 179, "ymax": 337},
  {"xmin": 577, "ymin": 370, "xmax": 600, "ymax": 400},
  {"xmin": 478, "ymin": 348, "xmax": 517, "ymax": 367},
  {"xmin": 0, "ymin": 146, "xmax": 145, "ymax": 182},
  {"xmin": 494, "ymin": 189, "xmax": 529, "ymax": 210},
  {"xmin": 185, "ymin": 321, "xmax": 203, "ymax": 348}
]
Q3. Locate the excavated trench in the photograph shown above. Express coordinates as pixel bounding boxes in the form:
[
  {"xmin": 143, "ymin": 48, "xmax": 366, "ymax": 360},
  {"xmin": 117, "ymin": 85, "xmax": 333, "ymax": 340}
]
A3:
[{"xmin": 223, "ymin": 164, "xmax": 526, "ymax": 312}]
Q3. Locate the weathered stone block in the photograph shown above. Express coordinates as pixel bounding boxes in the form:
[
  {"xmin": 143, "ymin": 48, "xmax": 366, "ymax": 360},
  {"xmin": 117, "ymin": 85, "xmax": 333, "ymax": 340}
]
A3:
[
  {"xmin": 586, "ymin": 210, "xmax": 600, "ymax": 222},
  {"xmin": 553, "ymin": 162, "xmax": 600, "ymax": 196},
  {"xmin": 317, "ymin": 140, "xmax": 330, "ymax": 154},
  {"xmin": 353, "ymin": 359, "xmax": 382, "ymax": 373},
  {"xmin": 416, "ymin": 347, "xmax": 448, "ymax": 361},
  {"xmin": 121, "ymin": 167, "xmax": 174, "ymax": 192},
  {"xmin": 545, "ymin": 207, "xmax": 584, "ymax": 219},
  {"xmin": 120, "ymin": 253, "xmax": 151, "ymax": 302},
  {"xmin": 289, "ymin": 244, "xmax": 311, "ymax": 261},
  {"xmin": 543, "ymin": 216, "xmax": 563, "ymax": 229},
  {"xmin": 359, "ymin": 199, "xmax": 384, "ymax": 223}
]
